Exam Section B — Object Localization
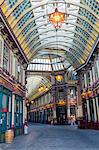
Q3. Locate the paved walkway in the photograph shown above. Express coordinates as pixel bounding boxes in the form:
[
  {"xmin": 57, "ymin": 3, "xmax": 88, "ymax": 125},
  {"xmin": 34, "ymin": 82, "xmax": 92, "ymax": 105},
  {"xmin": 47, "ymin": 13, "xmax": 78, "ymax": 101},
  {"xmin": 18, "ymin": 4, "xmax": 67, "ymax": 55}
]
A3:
[{"xmin": 0, "ymin": 124, "xmax": 99, "ymax": 150}]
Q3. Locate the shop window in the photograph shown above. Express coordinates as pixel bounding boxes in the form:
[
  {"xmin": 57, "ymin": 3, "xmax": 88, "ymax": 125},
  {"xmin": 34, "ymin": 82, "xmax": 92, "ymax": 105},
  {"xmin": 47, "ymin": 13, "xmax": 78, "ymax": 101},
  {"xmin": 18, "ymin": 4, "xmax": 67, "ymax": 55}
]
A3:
[
  {"xmin": 2, "ymin": 94, "xmax": 7, "ymax": 111},
  {"xmin": 87, "ymin": 71, "xmax": 91, "ymax": 87},
  {"xmin": 58, "ymin": 89, "xmax": 64, "ymax": 100},
  {"xmin": 17, "ymin": 65, "xmax": 21, "ymax": 81},
  {"xmin": 82, "ymin": 74, "xmax": 85, "ymax": 89},
  {"xmin": 70, "ymin": 89, "xmax": 74, "ymax": 98},
  {"xmin": 70, "ymin": 105, "xmax": 75, "ymax": 115},
  {"xmin": 14, "ymin": 98, "xmax": 23, "ymax": 127},
  {"xmin": 1, "ymin": 113, "xmax": 7, "ymax": 132},
  {"xmin": 1, "ymin": 94, "xmax": 12, "ymax": 132},
  {"xmin": 7, "ymin": 96, "xmax": 12, "ymax": 129},
  {"xmin": 82, "ymin": 99, "xmax": 88, "ymax": 121}
]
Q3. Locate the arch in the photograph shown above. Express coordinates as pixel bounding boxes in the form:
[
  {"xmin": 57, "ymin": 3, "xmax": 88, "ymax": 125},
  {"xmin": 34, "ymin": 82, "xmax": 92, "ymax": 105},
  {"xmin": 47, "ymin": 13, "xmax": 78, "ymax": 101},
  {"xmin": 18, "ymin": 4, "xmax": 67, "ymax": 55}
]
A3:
[
  {"xmin": 39, "ymin": 42, "xmax": 86, "ymax": 62},
  {"xmin": 31, "ymin": 49, "xmax": 75, "ymax": 65},
  {"xmin": 31, "ymin": 49, "xmax": 80, "ymax": 68},
  {"xmin": 23, "ymin": 28, "xmax": 92, "ymax": 54},
  {"xmin": 14, "ymin": 13, "xmax": 98, "ymax": 37},
  {"xmin": 23, "ymin": 34, "xmax": 89, "ymax": 57},
  {"xmin": 37, "ymin": 43, "xmax": 84, "ymax": 65},
  {"xmin": 26, "ymin": 39, "xmax": 88, "ymax": 61},
  {"xmin": 6, "ymin": 1, "xmax": 98, "ymax": 26},
  {"xmin": 21, "ymin": 28, "xmax": 94, "ymax": 51},
  {"xmin": 26, "ymin": 75, "xmax": 51, "ymax": 98},
  {"xmin": 35, "ymin": 51, "xmax": 66, "ymax": 58},
  {"xmin": 28, "ymin": 41, "xmax": 85, "ymax": 64},
  {"xmin": 19, "ymin": 23, "xmax": 92, "ymax": 49},
  {"xmin": 16, "ymin": 20, "xmax": 96, "ymax": 50}
]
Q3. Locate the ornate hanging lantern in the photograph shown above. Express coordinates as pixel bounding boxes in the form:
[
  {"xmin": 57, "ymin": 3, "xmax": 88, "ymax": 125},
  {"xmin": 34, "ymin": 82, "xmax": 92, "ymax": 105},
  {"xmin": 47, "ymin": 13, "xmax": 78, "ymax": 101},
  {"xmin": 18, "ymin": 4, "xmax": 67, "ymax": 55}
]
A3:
[
  {"xmin": 31, "ymin": 101, "xmax": 34, "ymax": 104},
  {"xmin": 27, "ymin": 103, "xmax": 29, "ymax": 106},
  {"xmin": 56, "ymin": 75, "xmax": 63, "ymax": 82},
  {"xmin": 58, "ymin": 100, "xmax": 65, "ymax": 106},
  {"xmin": 38, "ymin": 86, "xmax": 44, "ymax": 92},
  {"xmin": 49, "ymin": 8, "xmax": 65, "ymax": 29},
  {"xmin": 47, "ymin": 0, "xmax": 67, "ymax": 29}
]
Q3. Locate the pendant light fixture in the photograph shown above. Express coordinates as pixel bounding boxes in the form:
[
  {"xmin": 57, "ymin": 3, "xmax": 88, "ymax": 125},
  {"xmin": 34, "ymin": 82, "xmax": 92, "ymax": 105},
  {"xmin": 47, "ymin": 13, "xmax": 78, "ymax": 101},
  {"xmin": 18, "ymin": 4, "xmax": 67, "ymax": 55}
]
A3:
[{"xmin": 48, "ymin": 0, "xmax": 67, "ymax": 29}]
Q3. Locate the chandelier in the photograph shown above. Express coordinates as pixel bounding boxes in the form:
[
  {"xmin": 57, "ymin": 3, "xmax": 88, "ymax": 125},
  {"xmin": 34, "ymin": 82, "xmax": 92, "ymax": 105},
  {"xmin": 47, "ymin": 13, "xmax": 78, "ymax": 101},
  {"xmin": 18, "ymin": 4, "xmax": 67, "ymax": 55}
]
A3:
[
  {"xmin": 38, "ymin": 86, "xmax": 48, "ymax": 92},
  {"xmin": 38, "ymin": 86, "xmax": 44, "ymax": 92},
  {"xmin": 56, "ymin": 75, "xmax": 63, "ymax": 82},
  {"xmin": 49, "ymin": 8, "xmax": 65, "ymax": 29},
  {"xmin": 48, "ymin": 0, "xmax": 67, "ymax": 29}
]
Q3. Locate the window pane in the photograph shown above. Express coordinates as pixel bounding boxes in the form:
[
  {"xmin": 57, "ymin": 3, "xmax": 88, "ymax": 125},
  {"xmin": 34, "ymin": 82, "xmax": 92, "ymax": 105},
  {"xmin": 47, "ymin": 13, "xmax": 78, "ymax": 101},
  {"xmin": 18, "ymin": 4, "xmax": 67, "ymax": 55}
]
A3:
[
  {"xmin": 2, "ymin": 94, "xmax": 7, "ymax": 109},
  {"xmin": 8, "ymin": 96, "xmax": 11, "ymax": 112}
]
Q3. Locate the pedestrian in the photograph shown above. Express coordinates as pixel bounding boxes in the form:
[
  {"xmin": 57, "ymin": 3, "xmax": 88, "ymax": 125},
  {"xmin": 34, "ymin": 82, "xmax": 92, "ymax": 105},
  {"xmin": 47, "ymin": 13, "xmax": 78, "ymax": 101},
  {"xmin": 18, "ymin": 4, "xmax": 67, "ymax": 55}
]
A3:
[{"xmin": 72, "ymin": 115, "xmax": 76, "ymax": 125}]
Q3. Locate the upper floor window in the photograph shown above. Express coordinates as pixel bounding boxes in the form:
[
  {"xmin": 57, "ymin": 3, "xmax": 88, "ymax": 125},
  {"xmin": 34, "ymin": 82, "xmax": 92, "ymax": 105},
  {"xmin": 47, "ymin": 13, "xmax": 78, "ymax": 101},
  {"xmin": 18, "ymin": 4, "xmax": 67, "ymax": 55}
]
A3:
[
  {"xmin": 70, "ymin": 89, "xmax": 74, "ymax": 98},
  {"xmin": 94, "ymin": 61, "xmax": 98, "ymax": 81},
  {"xmin": 82, "ymin": 74, "xmax": 85, "ymax": 89},
  {"xmin": 3, "ymin": 44, "xmax": 9, "ymax": 71},
  {"xmin": 58, "ymin": 89, "xmax": 64, "ymax": 100},
  {"xmin": 17, "ymin": 64, "xmax": 21, "ymax": 81},
  {"xmin": 87, "ymin": 71, "xmax": 91, "ymax": 87}
]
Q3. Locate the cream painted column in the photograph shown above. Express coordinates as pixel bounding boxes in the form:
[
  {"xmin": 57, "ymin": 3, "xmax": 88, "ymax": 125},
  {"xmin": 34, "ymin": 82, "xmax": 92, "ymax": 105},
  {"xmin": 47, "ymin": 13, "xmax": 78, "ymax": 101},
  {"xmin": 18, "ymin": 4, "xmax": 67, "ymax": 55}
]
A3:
[
  {"xmin": 90, "ymin": 70, "xmax": 93, "ymax": 86},
  {"xmin": 53, "ymin": 109, "xmax": 56, "ymax": 119},
  {"xmin": 22, "ymin": 69, "xmax": 25, "ymax": 86},
  {"xmin": 93, "ymin": 98, "xmax": 97, "ymax": 122},
  {"xmin": 96, "ymin": 96, "xmax": 99, "ymax": 122},
  {"xmin": 15, "ymin": 58, "xmax": 18, "ymax": 79},
  {"xmin": 67, "ymin": 95, "xmax": 70, "ymax": 122},
  {"xmin": 84, "ymin": 73, "xmax": 87, "ymax": 87},
  {"xmin": 96, "ymin": 60, "xmax": 99, "ymax": 78},
  {"xmin": 67, "ymin": 108, "xmax": 70, "ymax": 122},
  {"xmin": 12, "ymin": 55, "xmax": 16, "ymax": 76},
  {"xmin": 77, "ymin": 74, "xmax": 83, "ymax": 119},
  {"xmin": 0, "ymin": 23, "xmax": 4, "ymax": 68},
  {"xmin": 12, "ymin": 94, "xmax": 15, "ymax": 128},
  {"xmin": 90, "ymin": 69, "xmax": 97, "ymax": 122},
  {"xmin": 86, "ymin": 100, "xmax": 91, "ymax": 122},
  {"xmin": 92, "ymin": 66, "xmax": 95, "ymax": 83},
  {"xmin": 23, "ymin": 100, "xmax": 25, "ymax": 124}
]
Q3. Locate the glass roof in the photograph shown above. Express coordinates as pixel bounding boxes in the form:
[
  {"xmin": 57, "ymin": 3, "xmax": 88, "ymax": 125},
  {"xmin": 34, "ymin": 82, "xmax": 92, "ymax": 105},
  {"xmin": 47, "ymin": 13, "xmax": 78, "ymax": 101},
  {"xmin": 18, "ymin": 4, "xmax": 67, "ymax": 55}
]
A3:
[
  {"xmin": 1, "ymin": 0, "xmax": 98, "ymax": 69},
  {"xmin": 0, "ymin": 0, "xmax": 98, "ymax": 100},
  {"xmin": 27, "ymin": 56, "xmax": 70, "ymax": 71},
  {"xmin": 26, "ymin": 75, "xmax": 51, "ymax": 100}
]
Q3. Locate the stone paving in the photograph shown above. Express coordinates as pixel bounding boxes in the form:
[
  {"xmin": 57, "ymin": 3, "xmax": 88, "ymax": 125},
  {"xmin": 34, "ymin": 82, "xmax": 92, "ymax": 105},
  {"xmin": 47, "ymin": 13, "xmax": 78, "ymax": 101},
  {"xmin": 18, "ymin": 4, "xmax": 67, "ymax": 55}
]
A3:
[{"xmin": 0, "ymin": 124, "xmax": 99, "ymax": 150}]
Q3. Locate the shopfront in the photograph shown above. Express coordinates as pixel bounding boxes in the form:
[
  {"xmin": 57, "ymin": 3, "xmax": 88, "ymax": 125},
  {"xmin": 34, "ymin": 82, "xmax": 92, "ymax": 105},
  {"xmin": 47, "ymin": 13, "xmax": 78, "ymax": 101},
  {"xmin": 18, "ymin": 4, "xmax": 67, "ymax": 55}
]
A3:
[
  {"xmin": 0, "ymin": 85, "xmax": 12, "ymax": 142},
  {"xmin": 56, "ymin": 106, "xmax": 67, "ymax": 125},
  {"xmin": 14, "ymin": 95, "xmax": 23, "ymax": 136}
]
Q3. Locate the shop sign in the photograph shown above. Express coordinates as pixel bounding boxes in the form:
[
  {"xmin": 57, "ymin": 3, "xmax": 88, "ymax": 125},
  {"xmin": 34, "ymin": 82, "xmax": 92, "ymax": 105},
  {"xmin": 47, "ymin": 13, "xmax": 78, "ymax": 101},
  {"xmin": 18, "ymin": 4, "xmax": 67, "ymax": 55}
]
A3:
[{"xmin": 2, "ymin": 108, "xmax": 7, "ymax": 112}]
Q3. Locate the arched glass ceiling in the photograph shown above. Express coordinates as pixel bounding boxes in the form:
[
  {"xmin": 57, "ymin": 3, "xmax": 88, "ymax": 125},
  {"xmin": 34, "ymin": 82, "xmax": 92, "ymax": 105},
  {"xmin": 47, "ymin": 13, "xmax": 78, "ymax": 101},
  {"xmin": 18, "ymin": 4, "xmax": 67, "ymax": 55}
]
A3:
[
  {"xmin": 26, "ymin": 75, "xmax": 51, "ymax": 100},
  {"xmin": 27, "ymin": 56, "xmax": 71, "ymax": 71},
  {"xmin": 0, "ymin": 0, "xmax": 98, "ymax": 69}
]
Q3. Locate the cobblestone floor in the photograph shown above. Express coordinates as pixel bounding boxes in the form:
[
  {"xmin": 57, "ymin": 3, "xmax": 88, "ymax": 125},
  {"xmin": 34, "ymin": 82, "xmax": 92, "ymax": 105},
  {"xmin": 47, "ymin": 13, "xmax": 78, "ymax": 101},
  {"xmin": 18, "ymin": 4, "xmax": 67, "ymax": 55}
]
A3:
[{"xmin": 0, "ymin": 124, "xmax": 99, "ymax": 150}]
